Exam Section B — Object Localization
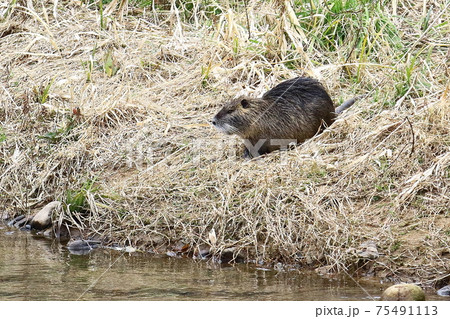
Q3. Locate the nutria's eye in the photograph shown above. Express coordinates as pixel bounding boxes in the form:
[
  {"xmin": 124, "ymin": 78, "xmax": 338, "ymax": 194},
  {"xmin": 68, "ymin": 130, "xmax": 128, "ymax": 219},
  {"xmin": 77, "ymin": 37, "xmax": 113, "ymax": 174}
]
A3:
[
  {"xmin": 227, "ymin": 109, "xmax": 234, "ymax": 114},
  {"xmin": 241, "ymin": 99, "xmax": 249, "ymax": 108}
]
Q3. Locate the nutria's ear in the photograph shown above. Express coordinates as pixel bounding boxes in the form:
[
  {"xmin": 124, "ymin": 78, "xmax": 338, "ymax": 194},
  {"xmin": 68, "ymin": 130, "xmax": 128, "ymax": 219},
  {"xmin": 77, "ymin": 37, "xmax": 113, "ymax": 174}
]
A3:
[{"xmin": 241, "ymin": 99, "xmax": 250, "ymax": 108}]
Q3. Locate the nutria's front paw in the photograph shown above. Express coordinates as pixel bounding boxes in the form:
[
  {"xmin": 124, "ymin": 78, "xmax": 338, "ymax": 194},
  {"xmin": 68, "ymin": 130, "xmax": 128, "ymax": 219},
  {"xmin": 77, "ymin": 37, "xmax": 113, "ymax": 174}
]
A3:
[
  {"xmin": 243, "ymin": 146, "xmax": 259, "ymax": 159},
  {"xmin": 243, "ymin": 147, "xmax": 252, "ymax": 159},
  {"xmin": 242, "ymin": 146, "xmax": 261, "ymax": 159}
]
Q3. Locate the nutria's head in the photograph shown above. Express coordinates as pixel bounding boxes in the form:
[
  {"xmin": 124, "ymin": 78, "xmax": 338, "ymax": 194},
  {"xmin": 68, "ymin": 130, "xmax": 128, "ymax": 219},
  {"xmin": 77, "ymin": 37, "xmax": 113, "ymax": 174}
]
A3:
[{"xmin": 211, "ymin": 96, "xmax": 262, "ymax": 137}]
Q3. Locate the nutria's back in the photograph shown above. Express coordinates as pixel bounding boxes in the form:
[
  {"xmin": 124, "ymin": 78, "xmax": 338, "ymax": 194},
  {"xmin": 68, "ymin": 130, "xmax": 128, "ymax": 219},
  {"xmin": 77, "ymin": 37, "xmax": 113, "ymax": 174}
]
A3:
[{"xmin": 212, "ymin": 77, "xmax": 344, "ymax": 157}]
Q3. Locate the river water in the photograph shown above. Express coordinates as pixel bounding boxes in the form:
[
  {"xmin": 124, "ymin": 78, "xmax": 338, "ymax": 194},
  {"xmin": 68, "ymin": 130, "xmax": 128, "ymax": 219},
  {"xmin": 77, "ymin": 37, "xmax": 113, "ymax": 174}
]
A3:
[{"xmin": 0, "ymin": 225, "xmax": 410, "ymax": 301}]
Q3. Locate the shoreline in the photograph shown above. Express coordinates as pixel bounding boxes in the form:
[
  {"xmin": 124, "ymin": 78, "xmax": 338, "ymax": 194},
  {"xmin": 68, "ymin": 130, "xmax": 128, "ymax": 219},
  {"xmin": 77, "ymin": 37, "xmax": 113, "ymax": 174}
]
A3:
[
  {"xmin": 0, "ymin": 1, "xmax": 448, "ymax": 291},
  {"xmin": 2, "ymin": 210, "xmax": 449, "ymax": 291},
  {"xmin": 1, "ymin": 217, "xmax": 449, "ymax": 301}
]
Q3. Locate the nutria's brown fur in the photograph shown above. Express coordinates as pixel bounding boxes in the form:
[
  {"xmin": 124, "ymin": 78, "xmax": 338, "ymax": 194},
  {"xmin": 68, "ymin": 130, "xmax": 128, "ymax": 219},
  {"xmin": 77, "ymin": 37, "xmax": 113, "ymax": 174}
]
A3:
[{"xmin": 212, "ymin": 77, "xmax": 358, "ymax": 158}]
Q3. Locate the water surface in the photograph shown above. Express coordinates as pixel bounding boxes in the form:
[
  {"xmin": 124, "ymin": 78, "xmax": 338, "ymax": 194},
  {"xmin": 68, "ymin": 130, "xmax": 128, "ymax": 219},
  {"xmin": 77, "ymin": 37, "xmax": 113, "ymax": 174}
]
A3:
[{"xmin": 0, "ymin": 226, "xmax": 408, "ymax": 301}]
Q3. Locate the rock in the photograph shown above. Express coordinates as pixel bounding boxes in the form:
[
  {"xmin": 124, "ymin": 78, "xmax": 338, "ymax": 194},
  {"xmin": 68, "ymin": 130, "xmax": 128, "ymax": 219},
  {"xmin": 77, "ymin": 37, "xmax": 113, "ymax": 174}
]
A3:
[
  {"xmin": 124, "ymin": 246, "xmax": 137, "ymax": 253},
  {"xmin": 43, "ymin": 228, "xmax": 53, "ymax": 238},
  {"xmin": 437, "ymin": 285, "xmax": 450, "ymax": 297},
  {"xmin": 30, "ymin": 201, "xmax": 61, "ymax": 230},
  {"xmin": 1, "ymin": 211, "xmax": 10, "ymax": 221},
  {"xmin": 7, "ymin": 215, "xmax": 25, "ymax": 227},
  {"xmin": 68, "ymin": 249, "xmax": 91, "ymax": 256},
  {"xmin": 315, "ymin": 265, "xmax": 334, "ymax": 275},
  {"xmin": 14, "ymin": 217, "xmax": 31, "ymax": 228},
  {"xmin": 19, "ymin": 224, "xmax": 31, "ymax": 231},
  {"xmin": 381, "ymin": 284, "xmax": 426, "ymax": 301},
  {"xmin": 166, "ymin": 251, "xmax": 177, "ymax": 257},
  {"xmin": 197, "ymin": 245, "xmax": 211, "ymax": 259},
  {"xmin": 219, "ymin": 247, "xmax": 244, "ymax": 264},
  {"xmin": 68, "ymin": 239, "xmax": 101, "ymax": 250},
  {"xmin": 274, "ymin": 262, "xmax": 284, "ymax": 271},
  {"xmin": 356, "ymin": 241, "xmax": 379, "ymax": 259},
  {"xmin": 67, "ymin": 239, "xmax": 101, "ymax": 255}
]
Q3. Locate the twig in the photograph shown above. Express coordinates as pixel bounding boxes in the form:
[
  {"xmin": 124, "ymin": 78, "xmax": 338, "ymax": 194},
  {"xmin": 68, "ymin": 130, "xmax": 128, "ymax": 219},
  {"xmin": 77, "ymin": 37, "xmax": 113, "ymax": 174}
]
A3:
[
  {"xmin": 405, "ymin": 116, "xmax": 415, "ymax": 156},
  {"xmin": 382, "ymin": 116, "xmax": 416, "ymax": 173},
  {"xmin": 243, "ymin": 0, "xmax": 251, "ymax": 40}
]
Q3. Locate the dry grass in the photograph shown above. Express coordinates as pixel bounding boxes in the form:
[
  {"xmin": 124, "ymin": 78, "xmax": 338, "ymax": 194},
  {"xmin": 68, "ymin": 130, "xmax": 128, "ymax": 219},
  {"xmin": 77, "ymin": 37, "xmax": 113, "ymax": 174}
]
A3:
[{"xmin": 0, "ymin": 0, "xmax": 449, "ymax": 283}]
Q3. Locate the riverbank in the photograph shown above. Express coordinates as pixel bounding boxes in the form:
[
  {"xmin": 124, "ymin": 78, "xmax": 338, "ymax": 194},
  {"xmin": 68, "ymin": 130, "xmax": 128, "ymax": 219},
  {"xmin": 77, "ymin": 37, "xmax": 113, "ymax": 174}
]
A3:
[{"xmin": 0, "ymin": 1, "xmax": 448, "ymax": 286}]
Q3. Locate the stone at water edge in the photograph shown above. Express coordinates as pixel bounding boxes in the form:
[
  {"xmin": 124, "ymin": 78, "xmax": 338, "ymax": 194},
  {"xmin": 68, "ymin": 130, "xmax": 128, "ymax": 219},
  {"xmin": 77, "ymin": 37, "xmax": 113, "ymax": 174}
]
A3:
[
  {"xmin": 437, "ymin": 285, "xmax": 450, "ymax": 297},
  {"xmin": 29, "ymin": 201, "xmax": 61, "ymax": 230},
  {"xmin": 1, "ymin": 211, "xmax": 11, "ymax": 221},
  {"xmin": 15, "ymin": 217, "xmax": 31, "ymax": 228},
  {"xmin": 67, "ymin": 240, "xmax": 102, "ymax": 255},
  {"xmin": 7, "ymin": 215, "xmax": 25, "ymax": 227},
  {"xmin": 197, "ymin": 245, "xmax": 211, "ymax": 259},
  {"xmin": 43, "ymin": 228, "xmax": 53, "ymax": 238},
  {"xmin": 381, "ymin": 284, "xmax": 426, "ymax": 301},
  {"xmin": 356, "ymin": 240, "xmax": 379, "ymax": 259}
]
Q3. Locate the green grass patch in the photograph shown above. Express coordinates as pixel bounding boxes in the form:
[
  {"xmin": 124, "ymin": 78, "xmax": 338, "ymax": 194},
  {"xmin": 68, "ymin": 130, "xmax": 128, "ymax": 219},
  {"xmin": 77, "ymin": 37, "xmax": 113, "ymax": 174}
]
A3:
[
  {"xmin": 38, "ymin": 118, "xmax": 77, "ymax": 143},
  {"xmin": 0, "ymin": 127, "xmax": 6, "ymax": 143},
  {"xmin": 33, "ymin": 79, "xmax": 55, "ymax": 104},
  {"xmin": 293, "ymin": 0, "xmax": 402, "ymax": 68},
  {"xmin": 65, "ymin": 179, "xmax": 100, "ymax": 213},
  {"xmin": 391, "ymin": 240, "xmax": 402, "ymax": 252},
  {"xmin": 103, "ymin": 49, "xmax": 120, "ymax": 77}
]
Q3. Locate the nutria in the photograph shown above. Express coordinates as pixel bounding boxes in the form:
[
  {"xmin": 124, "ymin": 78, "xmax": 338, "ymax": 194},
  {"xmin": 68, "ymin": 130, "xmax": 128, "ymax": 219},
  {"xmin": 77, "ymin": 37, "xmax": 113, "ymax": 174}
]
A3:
[{"xmin": 211, "ymin": 77, "xmax": 360, "ymax": 158}]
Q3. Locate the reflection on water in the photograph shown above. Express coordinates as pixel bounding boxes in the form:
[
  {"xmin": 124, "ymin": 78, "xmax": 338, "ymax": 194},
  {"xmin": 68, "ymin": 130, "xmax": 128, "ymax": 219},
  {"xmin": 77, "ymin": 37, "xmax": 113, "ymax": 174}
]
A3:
[{"xmin": 0, "ymin": 226, "xmax": 390, "ymax": 301}]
